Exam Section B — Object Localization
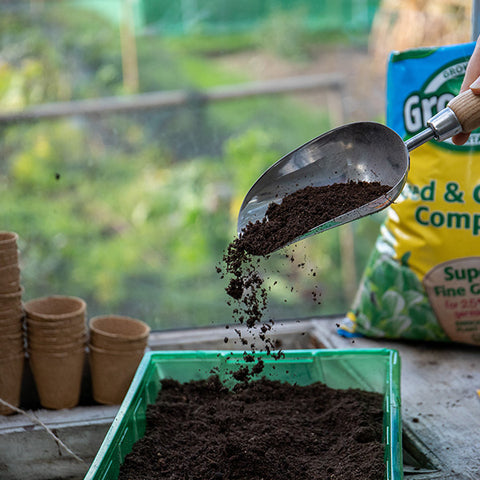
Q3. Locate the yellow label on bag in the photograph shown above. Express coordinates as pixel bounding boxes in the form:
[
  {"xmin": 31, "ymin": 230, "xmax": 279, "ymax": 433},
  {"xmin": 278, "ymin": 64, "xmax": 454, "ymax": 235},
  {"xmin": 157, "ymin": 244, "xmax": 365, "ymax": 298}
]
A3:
[{"xmin": 386, "ymin": 144, "xmax": 480, "ymax": 278}]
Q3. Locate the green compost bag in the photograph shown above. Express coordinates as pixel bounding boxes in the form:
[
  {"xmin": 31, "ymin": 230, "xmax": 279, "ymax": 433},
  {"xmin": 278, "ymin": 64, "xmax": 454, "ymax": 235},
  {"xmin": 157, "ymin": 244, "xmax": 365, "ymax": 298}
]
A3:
[{"xmin": 343, "ymin": 42, "xmax": 480, "ymax": 345}]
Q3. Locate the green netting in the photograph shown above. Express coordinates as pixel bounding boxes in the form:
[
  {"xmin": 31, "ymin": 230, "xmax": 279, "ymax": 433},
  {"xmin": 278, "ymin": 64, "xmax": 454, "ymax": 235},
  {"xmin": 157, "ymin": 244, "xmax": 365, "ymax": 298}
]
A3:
[
  {"xmin": 139, "ymin": 0, "xmax": 380, "ymax": 34},
  {"xmin": 74, "ymin": 0, "xmax": 381, "ymax": 35}
]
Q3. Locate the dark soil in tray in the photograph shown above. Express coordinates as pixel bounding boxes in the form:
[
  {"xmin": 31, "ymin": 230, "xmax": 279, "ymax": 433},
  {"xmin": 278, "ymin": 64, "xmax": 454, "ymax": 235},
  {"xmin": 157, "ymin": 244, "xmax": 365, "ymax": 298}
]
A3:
[{"xmin": 118, "ymin": 376, "xmax": 385, "ymax": 480}]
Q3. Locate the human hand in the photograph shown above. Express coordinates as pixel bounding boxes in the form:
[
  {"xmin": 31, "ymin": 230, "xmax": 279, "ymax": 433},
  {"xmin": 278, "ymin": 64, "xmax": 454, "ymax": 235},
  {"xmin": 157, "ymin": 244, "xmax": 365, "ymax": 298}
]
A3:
[{"xmin": 452, "ymin": 38, "xmax": 480, "ymax": 145}]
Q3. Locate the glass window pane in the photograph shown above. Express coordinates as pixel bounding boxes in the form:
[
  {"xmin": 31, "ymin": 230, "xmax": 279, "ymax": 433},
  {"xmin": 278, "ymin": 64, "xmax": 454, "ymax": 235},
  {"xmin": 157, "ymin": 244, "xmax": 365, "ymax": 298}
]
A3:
[{"xmin": 0, "ymin": 0, "xmax": 382, "ymax": 329}]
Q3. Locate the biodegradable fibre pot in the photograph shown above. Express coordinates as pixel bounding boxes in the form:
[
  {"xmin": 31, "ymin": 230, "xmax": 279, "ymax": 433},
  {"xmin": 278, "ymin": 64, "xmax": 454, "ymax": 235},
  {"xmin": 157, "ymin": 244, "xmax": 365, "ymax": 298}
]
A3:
[
  {"xmin": 0, "ymin": 321, "xmax": 23, "ymax": 336},
  {"xmin": 0, "ymin": 337, "xmax": 25, "ymax": 359},
  {"xmin": 0, "ymin": 248, "xmax": 18, "ymax": 267},
  {"xmin": 0, "ymin": 305, "xmax": 23, "ymax": 320},
  {"xmin": 27, "ymin": 335, "xmax": 87, "ymax": 353},
  {"xmin": 0, "ymin": 319, "xmax": 23, "ymax": 334},
  {"xmin": 90, "ymin": 333, "xmax": 148, "ymax": 351},
  {"xmin": 0, "ymin": 264, "xmax": 20, "ymax": 286},
  {"xmin": 0, "ymin": 346, "xmax": 24, "ymax": 361},
  {"xmin": 0, "ymin": 330, "xmax": 24, "ymax": 343},
  {"xmin": 0, "ymin": 288, "xmax": 23, "ymax": 310},
  {"xmin": 25, "ymin": 315, "xmax": 85, "ymax": 333},
  {"xmin": 27, "ymin": 327, "xmax": 87, "ymax": 345},
  {"xmin": 0, "ymin": 263, "xmax": 20, "ymax": 276},
  {"xmin": 89, "ymin": 344, "xmax": 146, "ymax": 405},
  {"xmin": 0, "ymin": 232, "xmax": 18, "ymax": 251},
  {"xmin": 25, "ymin": 311, "xmax": 86, "ymax": 327},
  {"xmin": 0, "ymin": 312, "xmax": 23, "ymax": 327},
  {"xmin": 89, "ymin": 315, "xmax": 150, "ymax": 350},
  {"xmin": 28, "ymin": 347, "xmax": 85, "ymax": 409},
  {"xmin": 0, "ymin": 352, "xmax": 25, "ymax": 415},
  {"xmin": 0, "ymin": 282, "xmax": 21, "ymax": 296},
  {"xmin": 26, "ymin": 315, "xmax": 86, "ymax": 333},
  {"xmin": 24, "ymin": 295, "xmax": 86, "ymax": 323},
  {"xmin": 0, "ymin": 307, "xmax": 24, "ymax": 321}
]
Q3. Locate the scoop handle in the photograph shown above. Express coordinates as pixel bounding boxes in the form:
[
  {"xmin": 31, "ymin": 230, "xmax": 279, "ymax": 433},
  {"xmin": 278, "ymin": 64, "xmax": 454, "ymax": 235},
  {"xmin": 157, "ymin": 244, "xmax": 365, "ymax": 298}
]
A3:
[{"xmin": 448, "ymin": 88, "xmax": 480, "ymax": 133}]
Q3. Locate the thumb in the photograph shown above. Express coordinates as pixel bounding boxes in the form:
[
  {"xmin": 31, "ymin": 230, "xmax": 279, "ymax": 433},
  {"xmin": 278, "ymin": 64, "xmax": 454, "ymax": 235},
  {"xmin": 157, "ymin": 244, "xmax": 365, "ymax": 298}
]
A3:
[
  {"xmin": 469, "ymin": 75, "xmax": 480, "ymax": 94},
  {"xmin": 452, "ymin": 131, "xmax": 470, "ymax": 145}
]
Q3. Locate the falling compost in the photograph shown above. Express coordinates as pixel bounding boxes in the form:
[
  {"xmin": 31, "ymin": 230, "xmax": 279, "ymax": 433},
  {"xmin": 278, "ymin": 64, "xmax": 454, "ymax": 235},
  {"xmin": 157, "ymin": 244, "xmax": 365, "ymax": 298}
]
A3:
[{"xmin": 220, "ymin": 180, "xmax": 391, "ymax": 371}]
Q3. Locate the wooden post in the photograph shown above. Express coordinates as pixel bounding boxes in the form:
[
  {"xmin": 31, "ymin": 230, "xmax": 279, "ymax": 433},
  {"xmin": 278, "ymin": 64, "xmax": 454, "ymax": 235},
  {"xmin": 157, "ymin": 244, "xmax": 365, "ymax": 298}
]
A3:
[{"xmin": 120, "ymin": 0, "xmax": 139, "ymax": 93}]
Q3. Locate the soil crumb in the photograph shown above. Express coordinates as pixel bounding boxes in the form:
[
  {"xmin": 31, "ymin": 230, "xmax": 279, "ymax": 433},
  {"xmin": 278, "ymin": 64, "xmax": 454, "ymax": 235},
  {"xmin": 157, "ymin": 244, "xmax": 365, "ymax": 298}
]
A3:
[{"xmin": 118, "ymin": 376, "xmax": 386, "ymax": 480}]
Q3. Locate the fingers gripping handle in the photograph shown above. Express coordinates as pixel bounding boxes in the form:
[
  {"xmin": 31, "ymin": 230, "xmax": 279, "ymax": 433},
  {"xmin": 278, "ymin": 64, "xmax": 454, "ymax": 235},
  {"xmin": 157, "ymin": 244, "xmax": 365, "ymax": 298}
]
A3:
[{"xmin": 448, "ymin": 88, "xmax": 480, "ymax": 134}]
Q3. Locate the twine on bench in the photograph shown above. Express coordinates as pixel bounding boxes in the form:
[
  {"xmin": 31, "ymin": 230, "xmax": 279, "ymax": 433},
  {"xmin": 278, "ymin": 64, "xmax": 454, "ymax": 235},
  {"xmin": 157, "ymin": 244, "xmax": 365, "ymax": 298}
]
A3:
[{"xmin": 0, "ymin": 397, "xmax": 85, "ymax": 463}]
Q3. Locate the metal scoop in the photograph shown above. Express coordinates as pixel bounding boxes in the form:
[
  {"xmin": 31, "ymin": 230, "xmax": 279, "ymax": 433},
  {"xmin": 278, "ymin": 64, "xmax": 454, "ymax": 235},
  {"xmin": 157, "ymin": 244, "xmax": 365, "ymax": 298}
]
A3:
[{"xmin": 237, "ymin": 88, "xmax": 480, "ymax": 248}]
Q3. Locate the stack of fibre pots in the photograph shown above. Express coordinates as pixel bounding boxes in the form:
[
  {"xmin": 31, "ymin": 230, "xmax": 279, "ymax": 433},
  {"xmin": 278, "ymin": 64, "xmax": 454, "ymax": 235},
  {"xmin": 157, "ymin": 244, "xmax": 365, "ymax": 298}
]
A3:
[
  {"xmin": 24, "ymin": 296, "xmax": 87, "ymax": 410},
  {"xmin": 0, "ymin": 232, "xmax": 25, "ymax": 415},
  {"xmin": 88, "ymin": 315, "xmax": 150, "ymax": 405}
]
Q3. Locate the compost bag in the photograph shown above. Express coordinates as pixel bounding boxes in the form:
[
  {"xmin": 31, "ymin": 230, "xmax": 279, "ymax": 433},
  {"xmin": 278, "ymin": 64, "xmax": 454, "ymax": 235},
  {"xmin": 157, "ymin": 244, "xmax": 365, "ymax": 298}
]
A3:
[{"xmin": 344, "ymin": 42, "xmax": 480, "ymax": 345}]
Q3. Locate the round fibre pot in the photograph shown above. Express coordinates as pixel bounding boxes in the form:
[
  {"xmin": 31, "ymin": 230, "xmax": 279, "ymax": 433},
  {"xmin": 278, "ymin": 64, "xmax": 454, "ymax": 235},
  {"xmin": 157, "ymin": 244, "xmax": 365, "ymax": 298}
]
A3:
[
  {"xmin": 0, "ymin": 306, "xmax": 24, "ymax": 321},
  {"xmin": 0, "ymin": 288, "xmax": 23, "ymax": 311},
  {"xmin": 0, "ymin": 352, "xmax": 25, "ymax": 415},
  {"xmin": 88, "ymin": 343, "xmax": 146, "ymax": 405},
  {"xmin": 27, "ymin": 334, "xmax": 86, "ymax": 353},
  {"xmin": 89, "ymin": 315, "xmax": 150, "ymax": 350},
  {"xmin": 26, "ymin": 314, "xmax": 85, "ymax": 334},
  {"xmin": 27, "ymin": 326, "xmax": 86, "ymax": 345},
  {"xmin": 0, "ymin": 248, "xmax": 19, "ymax": 267},
  {"xmin": 0, "ymin": 265, "xmax": 20, "ymax": 292},
  {"xmin": 0, "ymin": 232, "xmax": 18, "ymax": 251},
  {"xmin": 28, "ymin": 347, "xmax": 85, "ymax": 410},
  {"xmin": 24, "ymin": 296, "xmax": 86, "ymax": 323},
  {"xmin": 0, "ymin": 333, "xmax": 24, "ymax": 359},
  {"xmin": 0, "ymin": 313, "xmax": 24, "ymax": 329}
]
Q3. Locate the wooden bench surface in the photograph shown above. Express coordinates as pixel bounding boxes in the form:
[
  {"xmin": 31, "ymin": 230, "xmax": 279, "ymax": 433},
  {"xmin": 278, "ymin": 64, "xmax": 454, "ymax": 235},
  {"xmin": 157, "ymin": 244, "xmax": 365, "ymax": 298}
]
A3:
[{"xmin": 312, "ymin": 318, "xmax": 480, "ymax": 480}]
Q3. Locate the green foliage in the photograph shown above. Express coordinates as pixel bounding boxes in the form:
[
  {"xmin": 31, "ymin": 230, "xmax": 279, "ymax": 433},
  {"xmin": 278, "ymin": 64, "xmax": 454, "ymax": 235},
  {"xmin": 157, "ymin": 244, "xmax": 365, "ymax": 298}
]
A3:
[
  {"xmin": 163, "ymin": 33, "xmax": 256, "ymax": 56},
  {"xmin": 0, "ymin": 4, "xmax": 124, "ymax": 105},
  {"xmin": 225, "ymin": 128, "xmax": 279, "ymax": 196},
  {"xmin": 256, "ymin": 8, "xmax": 313, "ymax": 62}
]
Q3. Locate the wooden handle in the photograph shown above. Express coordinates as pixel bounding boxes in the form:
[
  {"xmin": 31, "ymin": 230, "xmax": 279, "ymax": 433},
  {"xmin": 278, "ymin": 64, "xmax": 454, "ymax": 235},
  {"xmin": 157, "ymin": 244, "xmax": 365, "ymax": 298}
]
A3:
[{"xmin": 448, "ymin": 89, "xmax": 480, "ymax": 133}]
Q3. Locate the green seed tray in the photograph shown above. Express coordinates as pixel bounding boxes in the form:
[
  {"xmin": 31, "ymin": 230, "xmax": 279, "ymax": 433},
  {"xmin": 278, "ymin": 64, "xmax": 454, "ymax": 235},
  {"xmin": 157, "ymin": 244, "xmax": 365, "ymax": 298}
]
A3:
[{"xmin": 84, "ymin": 349, "xmax": 402, "ymax": 480}]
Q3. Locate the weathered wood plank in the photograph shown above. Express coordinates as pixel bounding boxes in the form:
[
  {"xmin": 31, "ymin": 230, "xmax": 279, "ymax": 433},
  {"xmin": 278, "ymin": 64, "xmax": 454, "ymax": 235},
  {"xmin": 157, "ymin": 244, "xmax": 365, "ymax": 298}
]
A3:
[{"xmin": 0, "ymin": 405, "xmax": 118, "ymax": 480}]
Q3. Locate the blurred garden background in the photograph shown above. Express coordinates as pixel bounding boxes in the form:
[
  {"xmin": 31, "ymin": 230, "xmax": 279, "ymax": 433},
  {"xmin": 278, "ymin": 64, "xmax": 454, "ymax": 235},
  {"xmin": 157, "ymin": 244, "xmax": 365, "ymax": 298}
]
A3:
[{"xmin": 0, "ymin": 0, "xmax": 472, "ymax": 329}]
